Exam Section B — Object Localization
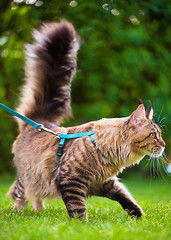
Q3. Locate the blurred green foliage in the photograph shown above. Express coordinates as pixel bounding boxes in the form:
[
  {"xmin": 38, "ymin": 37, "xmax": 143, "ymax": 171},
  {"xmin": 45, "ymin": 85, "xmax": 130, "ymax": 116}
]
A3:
[{"xmin": 0, "ymin": 0, "xmax": 170, "ymax": 173}]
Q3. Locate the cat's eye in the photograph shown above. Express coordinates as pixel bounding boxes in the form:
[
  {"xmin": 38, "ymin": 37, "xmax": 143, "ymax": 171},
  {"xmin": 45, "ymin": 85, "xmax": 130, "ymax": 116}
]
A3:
[{"xmin": 151, "ymin": 132, "xmax": 156, "ymax": 138}]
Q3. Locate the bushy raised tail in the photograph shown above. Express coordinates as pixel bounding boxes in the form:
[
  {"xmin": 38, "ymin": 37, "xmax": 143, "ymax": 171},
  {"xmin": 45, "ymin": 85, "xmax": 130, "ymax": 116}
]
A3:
[{"xmin": 16, "ymin": 20, "xmax": 80, "ymax": 131}]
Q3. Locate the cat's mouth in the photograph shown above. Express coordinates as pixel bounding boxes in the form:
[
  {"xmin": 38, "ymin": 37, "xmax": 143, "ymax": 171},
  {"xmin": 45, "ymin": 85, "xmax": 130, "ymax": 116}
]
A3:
[{"xmin": 147, "ymin": 146, "xmax": 165, "ymax": 158}]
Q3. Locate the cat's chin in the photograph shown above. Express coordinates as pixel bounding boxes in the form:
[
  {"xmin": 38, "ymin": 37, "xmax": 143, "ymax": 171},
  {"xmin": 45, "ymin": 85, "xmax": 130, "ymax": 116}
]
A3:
[{"xmin": 146, "ymin": 147, "xmax": 165, "ymax": 158}]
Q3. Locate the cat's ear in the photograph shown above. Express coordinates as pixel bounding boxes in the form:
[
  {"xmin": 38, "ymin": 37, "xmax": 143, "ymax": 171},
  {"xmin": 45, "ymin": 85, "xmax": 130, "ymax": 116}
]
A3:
[
  {"xmin": 130, "ymin": 104, "xmax": 146, "ymax": 126},
  {"xmin": 145, "ymin": 100, "xmax": 153, "ymax": 120},
  {"xmin": 138, "ymin": 98, "xmax": 144, "ymax": 105}
]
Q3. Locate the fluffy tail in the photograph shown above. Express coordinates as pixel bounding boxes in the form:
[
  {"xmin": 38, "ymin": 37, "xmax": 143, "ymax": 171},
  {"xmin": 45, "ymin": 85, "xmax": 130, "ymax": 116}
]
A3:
[{"xmin": 16, "ymin": 20, "xmax": 80, "ymax": 131}]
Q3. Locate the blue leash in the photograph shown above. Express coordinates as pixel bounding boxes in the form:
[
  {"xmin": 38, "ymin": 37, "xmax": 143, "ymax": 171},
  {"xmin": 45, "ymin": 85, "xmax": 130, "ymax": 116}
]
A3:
[
  {"xmin": 0, "ymin": 102, "xmax": 40, "ymax": 130},
  {"xmin": 0, "ymin": 102, "xmax": 95, "ymax": 160}
]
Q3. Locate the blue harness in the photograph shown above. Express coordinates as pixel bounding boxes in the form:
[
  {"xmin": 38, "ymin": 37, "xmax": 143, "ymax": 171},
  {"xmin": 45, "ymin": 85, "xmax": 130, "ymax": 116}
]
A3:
[
  {"xmin": 57, "ymin": 130, "xmax": 95, "ymax": 159},
  {"xmin": 0, "ymin": 103, "xmax": 95, "ymax": 160}
]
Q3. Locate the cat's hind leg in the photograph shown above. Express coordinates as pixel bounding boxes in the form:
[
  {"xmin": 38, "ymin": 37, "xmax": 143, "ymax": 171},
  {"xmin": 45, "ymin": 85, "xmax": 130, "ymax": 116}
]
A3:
[
  {"xmin": 7, "ymin": 178, "xmax": 28, "ymax": 211},
  {"xmin": 92, "ymin": 177, "xmax": 143, "ymax": 218}
]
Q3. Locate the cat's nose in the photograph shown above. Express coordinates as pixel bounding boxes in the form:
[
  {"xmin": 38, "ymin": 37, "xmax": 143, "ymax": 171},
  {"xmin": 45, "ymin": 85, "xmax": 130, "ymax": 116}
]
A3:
[{"xmin": 159, "ymin": 138, "xmax": 165, "ymax": 148}]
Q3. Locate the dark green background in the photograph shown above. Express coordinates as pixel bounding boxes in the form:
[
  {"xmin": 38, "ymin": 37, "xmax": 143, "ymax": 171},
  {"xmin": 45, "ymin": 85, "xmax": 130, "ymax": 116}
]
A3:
[{"xmin": 0, "ymin": 0, "xmax": 170, "ymax": 174}]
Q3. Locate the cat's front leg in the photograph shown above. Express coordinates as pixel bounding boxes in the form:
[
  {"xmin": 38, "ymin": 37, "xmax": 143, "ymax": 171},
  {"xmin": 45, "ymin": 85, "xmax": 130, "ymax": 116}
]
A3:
[
  {"xmin": 57, "ymin": 175, "xmax": 88, "ymax": 220},
  {"xmin": 97, "ymin": 178, "xmax": 143, "ymax": 218}
]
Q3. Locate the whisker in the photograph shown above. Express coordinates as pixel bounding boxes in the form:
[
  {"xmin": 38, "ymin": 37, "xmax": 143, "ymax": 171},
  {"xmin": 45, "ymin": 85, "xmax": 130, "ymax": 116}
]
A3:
[
  {"xmin": 152, "ymin": 157, "xmax": 157, "ymax": 178},
  {"xmin": 157, "ymin": 104, "xmax": 164, "ymax": 124},
  {"xmin": 145, "ymin": 158, "xmax": 150, "ymax": 168},
  {"xmin": 157, "ymin": 157, "xmax": 165, "ymax": 179},
  {"xmin": 163, "ymin": 153, "xmax": 169, "ymax": 165},
  {"xmin": 158, "ymin": 155, "xmax": 168, "ymax": 183},
  {"xmin": 149, "ymin": 151, "xmax": 162, "ymax": 179},
  {"xmin": 151, "ymin": 153, "xmax": 168, "ymax": 182},
  {"xmin": 159, "ymin": 117, "xmax": 166, "ymax": 126},
  {"xmin": 160, "ymin": 154, "xmax": 169, "ymax": 176},
  {"xmin": 151, "ymin": 154, "xmax": 155, "ymax": 179},
  {"xmin": 160, "ymin": 124, "xmax": 167, "ymax": 130},
  {"xmin": 149, "ymin": 153, "xmax": 154, "ymax": 180},
  {"xmin": 156, "ymin": 157, "xmax": 161, "ymax": 177}
]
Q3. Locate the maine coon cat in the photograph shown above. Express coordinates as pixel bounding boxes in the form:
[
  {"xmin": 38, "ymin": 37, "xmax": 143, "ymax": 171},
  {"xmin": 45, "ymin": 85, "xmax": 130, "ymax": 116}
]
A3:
[{"xmin": 7, "ymin": 20, "xmax": 165, "ymax": 220}]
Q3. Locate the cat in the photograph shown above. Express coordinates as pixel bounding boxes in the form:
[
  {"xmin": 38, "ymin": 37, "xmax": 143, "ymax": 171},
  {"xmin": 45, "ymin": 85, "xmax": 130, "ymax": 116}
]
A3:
[{"xmin": 7, "ymin": 20, "xmax": 165, "ymax": 220}]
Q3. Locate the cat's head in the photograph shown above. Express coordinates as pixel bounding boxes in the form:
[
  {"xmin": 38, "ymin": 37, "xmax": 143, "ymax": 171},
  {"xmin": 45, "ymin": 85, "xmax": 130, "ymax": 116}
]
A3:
[{"xmin": 128, "ymin": 101, "xmax": 165, "ymax": 159}]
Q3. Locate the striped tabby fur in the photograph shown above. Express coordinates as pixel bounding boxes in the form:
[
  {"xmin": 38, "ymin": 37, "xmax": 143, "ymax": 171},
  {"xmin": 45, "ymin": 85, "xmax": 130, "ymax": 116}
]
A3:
[{"xmin": 7, "ymin": 20, "xmax": 165, "ymax": 220}]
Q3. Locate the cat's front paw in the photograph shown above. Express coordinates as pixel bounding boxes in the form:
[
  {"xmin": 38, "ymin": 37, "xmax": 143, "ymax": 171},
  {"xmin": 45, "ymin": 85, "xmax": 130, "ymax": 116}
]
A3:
[{"xmin": 126, "ymin": 204, "xmax": 144, "ymax": 218}]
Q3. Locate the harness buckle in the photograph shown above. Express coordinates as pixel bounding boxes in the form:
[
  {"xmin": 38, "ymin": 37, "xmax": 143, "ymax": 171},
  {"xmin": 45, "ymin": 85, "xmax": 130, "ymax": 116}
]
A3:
[{"xmin": 57, "ymin": 144, "xmax": 64, "ymax": 156}]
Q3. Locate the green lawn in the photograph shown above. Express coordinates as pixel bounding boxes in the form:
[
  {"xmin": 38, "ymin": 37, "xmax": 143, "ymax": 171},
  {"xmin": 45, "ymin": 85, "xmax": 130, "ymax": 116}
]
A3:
[{"xmin": 0, "ymin": 175, "xmax": 170, "ymax": 240}]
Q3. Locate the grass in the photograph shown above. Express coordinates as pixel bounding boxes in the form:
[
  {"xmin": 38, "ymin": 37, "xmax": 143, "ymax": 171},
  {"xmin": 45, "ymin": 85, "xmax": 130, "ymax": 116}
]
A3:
[{"xmin": 0, "ymin": 175, "xmax": 170, "ymax": 240}]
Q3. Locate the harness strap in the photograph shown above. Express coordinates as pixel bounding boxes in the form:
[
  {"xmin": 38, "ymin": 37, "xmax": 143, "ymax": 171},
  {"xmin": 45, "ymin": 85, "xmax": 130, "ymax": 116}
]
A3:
[{"xmin": 57, "ymin": 130, "xmax": 95, "ymax": 159}]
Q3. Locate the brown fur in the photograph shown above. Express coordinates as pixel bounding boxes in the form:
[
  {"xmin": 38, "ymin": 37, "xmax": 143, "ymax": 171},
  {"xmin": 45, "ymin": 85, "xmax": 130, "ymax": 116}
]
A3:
[
  {"xmin": 7, "ymin": 20, "xmax": 165, "ymax": 220},
  {"xmin": 16, "ymin": 20, "xmax": 80, "ymax": 131}
]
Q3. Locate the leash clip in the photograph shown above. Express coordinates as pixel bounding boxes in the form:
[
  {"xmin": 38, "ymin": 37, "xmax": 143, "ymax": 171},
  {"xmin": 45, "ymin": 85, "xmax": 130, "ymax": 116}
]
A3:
[{"xmin": 37, "ymin": 124, "xmax": 60, "ymax": 138}]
